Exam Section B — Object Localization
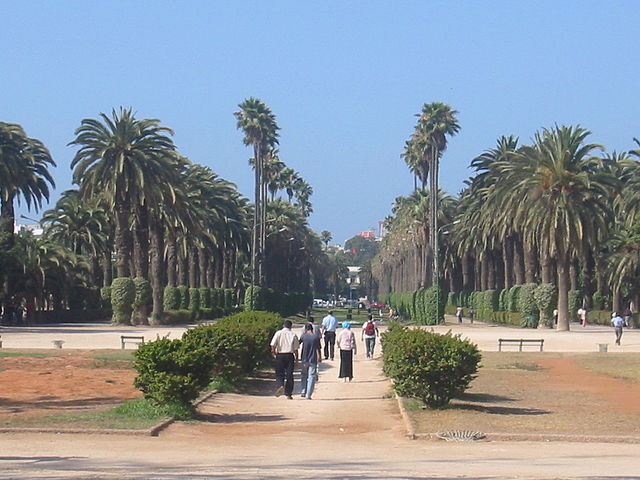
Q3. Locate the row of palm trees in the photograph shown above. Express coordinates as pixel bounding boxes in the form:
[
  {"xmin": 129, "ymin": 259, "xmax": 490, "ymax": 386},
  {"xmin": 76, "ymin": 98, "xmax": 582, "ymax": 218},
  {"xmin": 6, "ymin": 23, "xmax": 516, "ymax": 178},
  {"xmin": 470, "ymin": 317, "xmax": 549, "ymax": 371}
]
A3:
[
  {"xmin": 374, "ymin": 104, "xmax": 640, "ymax": 330},
  {"xmin": 1, "ymin": 105, "xmax": 331, "ymax": 324}
]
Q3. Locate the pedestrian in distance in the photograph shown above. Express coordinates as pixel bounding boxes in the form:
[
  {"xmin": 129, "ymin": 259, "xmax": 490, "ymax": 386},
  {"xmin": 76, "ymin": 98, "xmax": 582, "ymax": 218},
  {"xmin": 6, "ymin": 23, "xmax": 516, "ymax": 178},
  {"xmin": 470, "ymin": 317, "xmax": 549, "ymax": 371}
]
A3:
[
  {"xmin": 611, "ymin": 312, "xmax": 625, "ymax": 346},
  {"xmin": 578, "ymin": 307, "xmax": 588, "ymax": 327},
  {"xmin": 361, "ymin": 314, "xmax": 379, "ymax": 359},
  {"xmin": 337, "ymin": 321, "xmax": 356, "ymax": 382},
  {"xmin": 270, "ymin": 320, "xmax": 299, "ymax": 399},
  {"xmin": 623, "ymin": 307, "xmax": 633, "ymax": 328},
  {"xmin": 321, "ymin": 310, "xmax": 338, "ymax": 360},
  {"xmin": 299, "ymin": 323, "xmax": 322, "ymax": 399},
  {"xmin": 469, "ymin": 308, "xmax": 475, "ymax": 324},
  {"xmin": 455, "ymin": 306, "xmax": 463, "ymax": 324}
]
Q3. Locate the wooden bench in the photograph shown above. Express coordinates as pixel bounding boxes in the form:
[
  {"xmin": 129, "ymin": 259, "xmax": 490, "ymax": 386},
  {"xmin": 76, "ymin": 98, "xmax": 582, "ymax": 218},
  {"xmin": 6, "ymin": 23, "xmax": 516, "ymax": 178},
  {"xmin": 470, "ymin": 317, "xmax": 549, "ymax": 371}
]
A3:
[
  {"xmin": 121, "ymin": 335, "xmax": 145, "ymax": 349},
  {"xmin": 498, "ymin": 338, "xmax": 544, "ymax": 352}
]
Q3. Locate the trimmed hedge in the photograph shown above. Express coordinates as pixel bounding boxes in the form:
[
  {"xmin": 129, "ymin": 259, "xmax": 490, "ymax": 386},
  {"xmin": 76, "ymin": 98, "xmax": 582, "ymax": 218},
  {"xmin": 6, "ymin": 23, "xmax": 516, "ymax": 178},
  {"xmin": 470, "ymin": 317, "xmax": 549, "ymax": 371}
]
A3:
[
  {"xmin": 382, "ymin": 323, "xmax": 481, "ymax": 408},
  {"xmin": 163, "ymin": 286, "xmax": 181, "ymax": 311},
  {"xmin": 111, "ymin": 277, "xmax": 135, "ymax": 325}
]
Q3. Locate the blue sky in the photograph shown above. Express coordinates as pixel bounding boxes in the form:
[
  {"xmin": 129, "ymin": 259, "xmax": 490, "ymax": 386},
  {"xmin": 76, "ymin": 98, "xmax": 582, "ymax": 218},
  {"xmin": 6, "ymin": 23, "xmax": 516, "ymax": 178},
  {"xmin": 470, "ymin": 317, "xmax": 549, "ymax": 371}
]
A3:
[{"xmin": 2, "ymin": 1, "xmax": 639, "ymax": 245}]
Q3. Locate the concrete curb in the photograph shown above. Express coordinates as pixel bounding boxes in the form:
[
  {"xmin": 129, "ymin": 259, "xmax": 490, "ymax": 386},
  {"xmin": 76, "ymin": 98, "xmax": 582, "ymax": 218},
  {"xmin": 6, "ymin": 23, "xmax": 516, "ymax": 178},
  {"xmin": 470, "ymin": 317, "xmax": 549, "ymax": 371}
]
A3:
[
  {"xmin": 0, "ymin": 390, "xmax": 218, "ymax": 437},
  {"xmin": 394, "ymin": 393, "xmax": 416, "ymax": 439}
]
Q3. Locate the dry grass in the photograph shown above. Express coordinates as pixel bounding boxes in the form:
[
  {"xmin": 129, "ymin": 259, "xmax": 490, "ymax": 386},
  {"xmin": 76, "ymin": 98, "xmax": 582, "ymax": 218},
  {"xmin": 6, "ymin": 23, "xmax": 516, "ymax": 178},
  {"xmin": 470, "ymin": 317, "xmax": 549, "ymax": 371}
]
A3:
[{"xmin": 407, "ymin": 352, "xmax": 640, "ymax": 436}]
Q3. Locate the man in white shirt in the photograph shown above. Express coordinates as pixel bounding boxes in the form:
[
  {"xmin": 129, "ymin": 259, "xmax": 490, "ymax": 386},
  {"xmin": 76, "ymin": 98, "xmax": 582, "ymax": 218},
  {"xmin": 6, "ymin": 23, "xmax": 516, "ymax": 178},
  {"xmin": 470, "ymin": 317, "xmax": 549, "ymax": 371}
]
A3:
[
  {"xmin": 270, "ymin": 320, "xmax": 299, "ymax": 399},
  {"xmin": 611, "ymin": 312, "xmax": 625, "ymax": 346},
  {"xmin": 321, "ymin": 311, "xmax": 338, "ymax": 360}
]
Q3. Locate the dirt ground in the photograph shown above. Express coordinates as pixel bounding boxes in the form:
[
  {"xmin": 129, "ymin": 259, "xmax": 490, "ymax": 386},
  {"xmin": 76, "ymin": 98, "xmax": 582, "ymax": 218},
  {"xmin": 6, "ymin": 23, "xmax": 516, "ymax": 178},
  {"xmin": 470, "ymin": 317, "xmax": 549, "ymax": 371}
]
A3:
[
  {"xmin": 2, "ymin": 319, "xmax": 640, "ymax": 479},
  {"xmin": 0, "ymin": 351, "xmax": 138, "ymax": 426}
]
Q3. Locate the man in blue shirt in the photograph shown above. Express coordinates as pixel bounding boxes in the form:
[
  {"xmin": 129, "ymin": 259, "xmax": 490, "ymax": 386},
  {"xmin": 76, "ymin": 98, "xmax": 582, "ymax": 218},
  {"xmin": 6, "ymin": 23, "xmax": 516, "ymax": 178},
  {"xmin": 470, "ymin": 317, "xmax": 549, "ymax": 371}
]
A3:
[
  {"xmin": 321, "ymin": 311, "xmax": 338, "ymax": 360},
  {"xmin": 299, "ymin": 323, "xmax": 322, "ymax": 399},
  {"xmin": 611, "ymin": 312, "xmax": 625, "ymax": 345}
]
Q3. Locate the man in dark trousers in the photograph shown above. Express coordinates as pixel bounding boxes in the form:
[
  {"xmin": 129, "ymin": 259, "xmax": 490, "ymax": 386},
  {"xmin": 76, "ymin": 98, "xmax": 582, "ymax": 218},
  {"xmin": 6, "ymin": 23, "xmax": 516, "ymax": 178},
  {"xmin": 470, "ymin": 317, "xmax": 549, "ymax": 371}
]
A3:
[
  {"xmin": 321, "ymin": 310, "xmax": 338, "ymax": 360},
  {"xmin": 270, "ymin": 320, "xmax": 299, "ymax": 399}
]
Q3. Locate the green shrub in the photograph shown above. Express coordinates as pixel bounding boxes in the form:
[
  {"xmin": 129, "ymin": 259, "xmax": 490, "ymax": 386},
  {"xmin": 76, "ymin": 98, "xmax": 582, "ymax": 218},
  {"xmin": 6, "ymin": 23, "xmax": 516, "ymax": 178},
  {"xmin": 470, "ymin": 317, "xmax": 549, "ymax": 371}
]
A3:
[
  {"xmin": 534, "ymin": 283, "xmax": 557, "ymax": 327},
  {"xmin": 422, "ymin": 286, "xmax": 443, "ymax": 325},
  {"xmin": 182, "ymin": 310, "xmax": 282, "ymax": 381},
  {"xmin": 381, "ymin": 325, "xmax": 481, "ymax": 408},
  {"xmin": 133, "ymin": 338, "xmax": 212, "ymax": 418},
  {"xmin": 188, "ymin": 288, "xmax": 200, "ymax": 312},
  {"xmin": 132, "ymin": 277, "xmax": 152, "ymax": 325},
  {"xmin": 592, "ymin": 291, "xmax": 604, "ymax": 310},
  {"xmin": 224, "ymin": 289, "xmax": 235, "ymax": 310},
  {"xmin": 101, "ymin": 286, "xmax": 112, "ymax": 308},
  {"xmin": 498, "ymin": 289, "xmax": 508, "ymax": 311},
  {"xmin": 199, "ymin": 288, "xmax": 211, "ymax": 309},
  {"xmin": 178, "ymin": 286, "xmax": 189, "ymax": 310},
  {"xmin": 163, "ymin": 286, "xmax": 181, "ymax": 311},
  {"xmin": 159, "ymin": 310, "xmax": 194, "ymax": 325},
  {"xmin": 508, "ymin": 285, "xmax": 521, "ymax": 312},
  {"xmin": 111, "ymin": 277, "xmax": 135, "ymax": 325},
  {"xmin": 568, "ymin": 290, "xmax": 582, "ymax": 321}
]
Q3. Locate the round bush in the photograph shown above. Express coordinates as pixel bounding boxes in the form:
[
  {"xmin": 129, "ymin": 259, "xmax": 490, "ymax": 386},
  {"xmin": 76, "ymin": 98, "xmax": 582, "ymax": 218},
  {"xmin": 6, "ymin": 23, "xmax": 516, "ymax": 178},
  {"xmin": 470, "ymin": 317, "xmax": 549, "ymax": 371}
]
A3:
[
  {"xmin": 163, "ymin": 286, "xmax": 181, "ymax": 311},
  {"xmin": 382, "ymin": 325, "xmax": 481, "ymax": 408},
  {"xmin": 188, "ymin": 288, "xmax": 200, "ymax": 311},
  {"xmin": 111, "ymin": 277, "xmax": 135, "ymax": 325}
]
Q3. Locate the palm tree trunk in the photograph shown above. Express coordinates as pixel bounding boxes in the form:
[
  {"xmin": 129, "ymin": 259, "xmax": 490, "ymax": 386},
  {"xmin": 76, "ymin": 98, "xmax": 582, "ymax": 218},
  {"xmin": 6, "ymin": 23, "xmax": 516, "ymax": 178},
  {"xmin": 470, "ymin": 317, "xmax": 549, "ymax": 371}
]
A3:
[
  {"xmin": 582, "ymin": 250, "xmax": 595, "ymax": 309},
  {"xmin": 556, "ymin": 249, "xmax": 571, "ymax": 331},
  {"xmin": 188, "ymin": 245, "xmax": 198, "ymax": 288},
  {"xmin": 149, "ymin": 216, "xmax": 164, "ymax": 325},
  {"xmin": 198, "ymin": 247, "xmax": 208, "ymax": 288},
  {"xmin": 513, "ymin": 236, "xmax": 525, "ymax": 285},
  {"xmin": 541, "ymin": 251, "xmax": 554, "ymax": 284},
  {"xmin": 115, "ymin": 203, "xmax": 131, "ymax": 277},
  {"xmin": 503, "ymin": 238, "xmax": 513, "ymax": 290},
  {"xmin": 524, "ymin": 239, "xmax": 537, "ymax": 283},
  {"xmin": 102, "ymin": 250, "xmax": 112, "ymax": 287},
  {"xmin": 570, "ymin": 257, "xmax": 579, "ymax": 291},
  {"xmin": 252, "ymin": 142, "xmax": 261, "ymax": 286},
  {"xmin": 166, "ymin": 230, "xmax": 177, "ymax": 287},
  {"xmin": 133, "ymin": 204, "xmax": 149, "ymax": 279}
]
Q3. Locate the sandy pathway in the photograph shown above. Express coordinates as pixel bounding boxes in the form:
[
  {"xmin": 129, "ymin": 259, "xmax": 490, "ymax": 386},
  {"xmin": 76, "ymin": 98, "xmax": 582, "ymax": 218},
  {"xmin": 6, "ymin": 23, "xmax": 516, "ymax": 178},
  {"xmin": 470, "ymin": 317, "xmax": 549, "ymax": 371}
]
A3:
[{"xmin": 2, "ymin": 321, "xmax": 640, "ymax": 478}]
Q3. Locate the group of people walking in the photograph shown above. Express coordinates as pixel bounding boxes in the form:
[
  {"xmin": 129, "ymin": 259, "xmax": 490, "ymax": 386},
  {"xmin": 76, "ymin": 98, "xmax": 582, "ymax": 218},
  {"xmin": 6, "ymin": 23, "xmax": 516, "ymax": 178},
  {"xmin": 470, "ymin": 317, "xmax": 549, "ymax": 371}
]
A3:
[{"xmin": 269, "ymin": 311, "xmax": 379, "ymax": 399}]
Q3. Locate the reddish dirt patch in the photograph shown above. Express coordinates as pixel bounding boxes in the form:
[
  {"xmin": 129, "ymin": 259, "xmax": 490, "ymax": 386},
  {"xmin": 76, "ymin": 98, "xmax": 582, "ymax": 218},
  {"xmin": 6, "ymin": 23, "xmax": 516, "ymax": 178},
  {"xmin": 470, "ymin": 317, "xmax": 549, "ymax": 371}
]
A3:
[
  {"xmin": 0, "ymin": 353, "xmax": 139, "ymax": 423},
  {"xmin": 536, "ymin": 357, "xmax": 640, "ymax": 413}
]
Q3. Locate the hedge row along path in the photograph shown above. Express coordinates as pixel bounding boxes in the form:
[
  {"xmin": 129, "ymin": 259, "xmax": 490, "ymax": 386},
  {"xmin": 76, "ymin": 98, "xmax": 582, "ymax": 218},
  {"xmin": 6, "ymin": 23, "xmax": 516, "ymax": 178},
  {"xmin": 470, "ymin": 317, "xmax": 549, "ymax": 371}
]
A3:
[{"xmin": 1, "ymin": 318, "xmax": 640, "ymax": 479}]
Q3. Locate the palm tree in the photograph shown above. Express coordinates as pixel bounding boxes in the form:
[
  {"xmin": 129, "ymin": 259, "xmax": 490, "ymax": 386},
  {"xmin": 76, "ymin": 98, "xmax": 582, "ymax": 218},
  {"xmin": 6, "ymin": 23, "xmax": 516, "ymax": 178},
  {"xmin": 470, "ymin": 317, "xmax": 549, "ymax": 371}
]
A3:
[
  {"xmin": 69, "ymin": 107, "xmax": 178, "ymax": 280},
  {"xmin": 410, "ymin": 103, "xmax": 460, "ymax": 286},
  {"xmin": 320, "ymin": 230, "xmax": 332, "ymax": 247},
  {"xmin": 234, "ymin": 98, "xmax": 280, "ymax": 286},
  {"xmin": 501, "ymin": 126, "xmax": 616, "ymax": 330},
  {"xmin": 0, "ymin": 122, "xmax": 55, "ymax": 241}
]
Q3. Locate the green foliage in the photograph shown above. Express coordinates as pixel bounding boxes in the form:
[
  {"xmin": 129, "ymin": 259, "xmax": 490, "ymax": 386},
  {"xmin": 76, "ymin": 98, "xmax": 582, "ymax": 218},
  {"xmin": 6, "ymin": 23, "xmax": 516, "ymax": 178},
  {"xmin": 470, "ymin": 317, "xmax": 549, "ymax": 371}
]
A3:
[
  {"xmin": 508, "ymin": 285, "xmax": 521, "ymax": 312},
  {"xmin": 224, "ymin": 288, "xmax": 235, "ymax": 310},
  {"xmin": 133, "ymin": 337, "xmax": 212, "ymax": 418},
  {"xmin": 110, "ymin": 277, "xmax": 135, "ymax": 325},
  {"xmin": 592, "ymin": 291, "xmax": 604, "ymax": 310},
  {"xmin": 178, "ymin": 286, "xmax": 189, "ymax": 310},
  {"xmin": 159, "ymin": 310, "xmax": 195, "ymax": 325},
  {"xmin": 498, "ymin": 289, "xmax": 508, "ymax": 311},
  {"xmin": 483, "ymin": 290, "xmax": 499, "ymax": 311},
  {"xmin": 163, "ymin": 286, "xmax": 181, "ymax": 311},
  {"xmin": 182, "ymin": 311, "xmax": 282, "ymax": 382},
  {"xmin": 100, "ymin": 286, "xmax": 112, "ymax": 307},
  {"xmin": 534, "ymin": 283, "xmax": 557, "ymax": 327},
  {"xmin": 199, "ymin": 287, "xmax": 211, "ymax": 309},
  {"xmin": 568, "ymin": 290, "xmax": 582, "ymax": 320},
  {"xmin": 188, "ymin": 287, "xmax": 200, "ymax": 311},
  {"xmin": 381, "ymin": 325, "xmax": 481, "ymax": 408},
  {"xmin": 133, "ymin": 277, "xmax": 152, "ymax": 308},
  {"xmin": 517, "ymin": 283, "xmax": 538, "ymax": 328}
]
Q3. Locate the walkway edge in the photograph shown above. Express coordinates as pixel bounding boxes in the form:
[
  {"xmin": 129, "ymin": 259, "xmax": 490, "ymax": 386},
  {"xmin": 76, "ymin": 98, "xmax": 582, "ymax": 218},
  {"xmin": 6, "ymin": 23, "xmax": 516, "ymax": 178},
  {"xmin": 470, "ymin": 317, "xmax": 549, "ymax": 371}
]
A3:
[{"xmin": 395, "ymin": 393, "xmax": 416, "ymax": 439}]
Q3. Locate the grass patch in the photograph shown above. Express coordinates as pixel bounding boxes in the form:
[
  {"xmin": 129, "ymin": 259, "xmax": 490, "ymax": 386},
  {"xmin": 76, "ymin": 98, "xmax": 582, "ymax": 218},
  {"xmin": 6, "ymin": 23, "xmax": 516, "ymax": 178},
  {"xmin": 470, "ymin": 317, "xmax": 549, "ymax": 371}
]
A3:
[
  {"xmin": 0, "ymin": 351, "xmax": 59, "ymax": 359},
  {"xmin": 574, "ymin": 353, "xmax": 640, "ymax": 383},
  {"xmin": 1, "ymin": 399, "xmax": 174, "ymax": 430},
  {"xmin": 495, "ymin": 361, "xmax": 541, "ymax": 371}
]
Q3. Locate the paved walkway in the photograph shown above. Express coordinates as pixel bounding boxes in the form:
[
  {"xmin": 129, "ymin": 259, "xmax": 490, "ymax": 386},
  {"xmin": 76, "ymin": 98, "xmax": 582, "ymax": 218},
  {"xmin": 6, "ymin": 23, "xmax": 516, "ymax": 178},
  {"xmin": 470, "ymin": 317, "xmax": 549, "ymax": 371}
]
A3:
[{"xmin": 1, "ymin": 318, "xmax": 640, "ymax": 478}]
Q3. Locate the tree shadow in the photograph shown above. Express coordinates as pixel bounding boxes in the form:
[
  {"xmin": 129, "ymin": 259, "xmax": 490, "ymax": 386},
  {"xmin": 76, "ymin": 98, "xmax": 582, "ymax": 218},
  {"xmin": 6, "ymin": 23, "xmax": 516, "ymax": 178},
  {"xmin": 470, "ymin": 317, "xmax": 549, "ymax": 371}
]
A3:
[
  {"xmin": 448, "ymin": 403, "xmax": 549, "ymax": 415},
  {"xmin": 194, "ymin": 412, "xmax": 285, "ymax": 423},
  {"xmin": 458, "ymin": 392, "xmax": 517, "ymax": 403}
]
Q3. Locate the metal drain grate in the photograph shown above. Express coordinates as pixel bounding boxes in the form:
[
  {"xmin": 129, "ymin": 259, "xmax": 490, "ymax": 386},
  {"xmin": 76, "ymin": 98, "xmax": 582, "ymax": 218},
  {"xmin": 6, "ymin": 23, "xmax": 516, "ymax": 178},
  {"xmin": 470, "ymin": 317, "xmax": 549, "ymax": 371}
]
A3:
[{"xmin": 436, "ymin": 430, "xmax": 486, "ymax": 442}]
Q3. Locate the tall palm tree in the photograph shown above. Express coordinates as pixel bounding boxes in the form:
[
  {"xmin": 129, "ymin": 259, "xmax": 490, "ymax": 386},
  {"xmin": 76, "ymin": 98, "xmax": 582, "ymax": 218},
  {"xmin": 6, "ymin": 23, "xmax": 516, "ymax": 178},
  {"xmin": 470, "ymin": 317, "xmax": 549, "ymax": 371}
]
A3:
[
  {"xmin": 410, "ymin": 103, "xmax": 460, "ymax": 286},
  {"xmin": 234, "ymin": 98, "xmax": 279, "ymax": 286},
  {"xmin": 501, "ymin": 126, "xmax": 616, "ymax": 330},
  {"xmin": 0, "ymin": 122, "xmax": 55, "ymax": 241},
  {"xmin": 70, "ymin": 107, "xmax": 178, "ymax": 280}
]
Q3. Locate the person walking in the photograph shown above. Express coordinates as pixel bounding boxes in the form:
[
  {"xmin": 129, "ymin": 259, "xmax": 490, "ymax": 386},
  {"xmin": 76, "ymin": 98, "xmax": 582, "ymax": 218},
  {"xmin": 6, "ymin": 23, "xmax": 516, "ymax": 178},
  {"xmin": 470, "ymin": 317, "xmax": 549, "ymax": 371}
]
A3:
[
  {"xmin": 270, "ymin": 320, "xmax": 299, "ymax": 399},
  {"xmin": 623, "ymin": 307, "xmax": 633, "ymax": 328},
  {"xmin": 361, "ymin": 314, "xmax": 379, "ymax": 359},
  {"xmin": 299, "ymin": 323, "xmax": 322, "ymax": 399},
  {"xmin": 578, "ymin": 307, "xmax": 588, "ymax": 327},
  {"xmin": 321, "ymin": 310, "xmax": 338, "ymax": 360},
  {"xmin": 337, "ymin": 321, "xmax": 356, "ymax": 382},
  {"xmin": 469, "ymin": 308, "xmax": 475, "ymax": 324},
  {"xmin": 611, "ymin": 312, "xmax": 625, "ymax": 346},
  {"xmin": 455, "ymin": 306, "xmax": 463, "ymax": 324}
]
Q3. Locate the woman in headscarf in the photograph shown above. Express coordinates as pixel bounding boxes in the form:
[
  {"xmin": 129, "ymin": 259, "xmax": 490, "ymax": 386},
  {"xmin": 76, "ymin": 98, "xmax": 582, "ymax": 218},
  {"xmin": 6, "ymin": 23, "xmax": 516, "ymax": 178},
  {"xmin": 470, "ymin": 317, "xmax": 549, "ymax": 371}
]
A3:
[{"xmin": 337, "ymin": 321, "xmax": 356, "ymax": 382}]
